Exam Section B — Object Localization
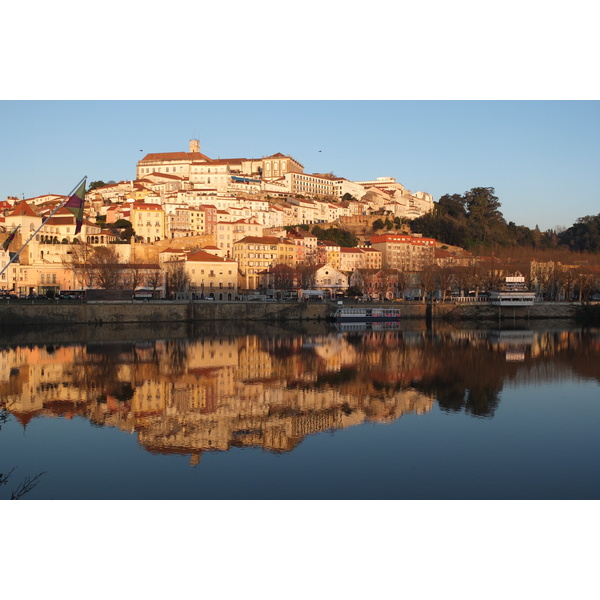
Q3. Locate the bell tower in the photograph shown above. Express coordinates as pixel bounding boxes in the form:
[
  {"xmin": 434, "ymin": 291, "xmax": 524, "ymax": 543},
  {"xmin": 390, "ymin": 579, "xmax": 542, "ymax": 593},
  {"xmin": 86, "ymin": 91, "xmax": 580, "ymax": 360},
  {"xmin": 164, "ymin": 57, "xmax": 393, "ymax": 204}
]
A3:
[{"xmin": 189, "ymin": 139, "xmax": 200, "ymax": 153}]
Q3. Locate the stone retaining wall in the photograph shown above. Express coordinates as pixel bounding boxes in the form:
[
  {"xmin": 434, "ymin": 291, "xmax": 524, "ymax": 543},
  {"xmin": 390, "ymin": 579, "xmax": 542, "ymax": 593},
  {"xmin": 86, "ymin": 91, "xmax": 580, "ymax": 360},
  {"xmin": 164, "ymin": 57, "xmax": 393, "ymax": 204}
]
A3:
[{"xmin": 0, "ymin": 300, "xmax": 579, "ymax": 327}]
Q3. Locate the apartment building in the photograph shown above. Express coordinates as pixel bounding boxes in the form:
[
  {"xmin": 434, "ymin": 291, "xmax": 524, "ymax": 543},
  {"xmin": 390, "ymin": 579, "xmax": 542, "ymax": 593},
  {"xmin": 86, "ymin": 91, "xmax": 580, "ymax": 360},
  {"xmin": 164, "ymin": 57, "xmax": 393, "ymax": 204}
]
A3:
[
  {"xmin": 233, "ymin": 235, "xmax": 297, "ymax": 290},
  {"xmin": 131, "ymin": 202, "xmax": 165, "ymax": 243},
  {"xmin": 283, "ymin": 172, "xmax": 336, "ymax": 198},
  {"xmin": 317, "ymin": 241, "xmax": 341, "ymax": 269},
  {"xmin": 339, "ymin": 247, "xmax": 382, "ymax": 272},
  {"xmin": 286, "ymin": 228, "xmax": 318, "ymax": 264},
  {"xmin": 216, "ymin": 218, "xmax": 263, "ymax": 256},
  {"xmin": 184, "ymin": 249, "xmax": 238, "ymax": 300},
  {"xmin": 370, "ymin": 234, "xmax": 436, "ymax": 271}
]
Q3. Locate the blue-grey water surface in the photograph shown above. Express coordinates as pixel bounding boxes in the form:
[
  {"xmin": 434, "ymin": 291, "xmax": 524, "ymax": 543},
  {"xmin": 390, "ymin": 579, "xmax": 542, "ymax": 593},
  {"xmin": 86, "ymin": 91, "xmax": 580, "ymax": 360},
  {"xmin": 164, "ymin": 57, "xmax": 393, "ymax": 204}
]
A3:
[{"xmin": 1, "ymin": 323, "xmax": 598, "ymax": 499}]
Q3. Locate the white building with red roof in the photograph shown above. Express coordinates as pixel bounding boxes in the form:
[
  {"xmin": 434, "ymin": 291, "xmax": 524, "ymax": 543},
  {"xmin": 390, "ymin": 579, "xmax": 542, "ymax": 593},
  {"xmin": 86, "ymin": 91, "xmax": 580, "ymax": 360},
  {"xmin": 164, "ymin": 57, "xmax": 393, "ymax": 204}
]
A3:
[{"xmin": 136, "ymin": 139, "xmax": 212, "ymax": 179}]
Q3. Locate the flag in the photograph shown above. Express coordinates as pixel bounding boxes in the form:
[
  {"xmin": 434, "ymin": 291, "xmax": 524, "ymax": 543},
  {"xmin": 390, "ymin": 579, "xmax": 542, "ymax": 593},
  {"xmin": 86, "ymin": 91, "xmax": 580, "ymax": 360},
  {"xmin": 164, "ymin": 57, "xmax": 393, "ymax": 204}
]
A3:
[
  {"xmin": 64, "ymin": 179, "xmax": 86, "ymax": 234},
  {"xmin": 2, "ymin": 226, "xmax": 19, "ymax": 252}
]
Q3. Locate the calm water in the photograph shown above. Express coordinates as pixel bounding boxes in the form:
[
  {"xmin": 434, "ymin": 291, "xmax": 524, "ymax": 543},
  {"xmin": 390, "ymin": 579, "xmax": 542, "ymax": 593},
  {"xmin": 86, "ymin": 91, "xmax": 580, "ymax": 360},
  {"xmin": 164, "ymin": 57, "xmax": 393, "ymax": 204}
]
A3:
[{"xmin": 1, "ymin": 322, "xmax": 599, "ymax": 499}]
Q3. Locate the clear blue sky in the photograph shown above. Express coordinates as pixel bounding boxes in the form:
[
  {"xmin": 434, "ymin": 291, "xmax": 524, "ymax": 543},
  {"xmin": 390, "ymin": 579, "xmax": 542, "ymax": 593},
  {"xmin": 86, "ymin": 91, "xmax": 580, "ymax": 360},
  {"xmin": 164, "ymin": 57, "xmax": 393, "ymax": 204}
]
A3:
[{"xmin": 1, "ymin": 100, "xmax": 597, "ymax": 231}]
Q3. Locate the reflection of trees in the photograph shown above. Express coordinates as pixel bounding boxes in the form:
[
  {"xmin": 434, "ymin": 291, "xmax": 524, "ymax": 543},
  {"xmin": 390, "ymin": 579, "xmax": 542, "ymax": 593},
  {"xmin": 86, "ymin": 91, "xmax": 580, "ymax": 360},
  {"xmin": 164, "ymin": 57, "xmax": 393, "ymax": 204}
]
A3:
[
  {"xmin": 165, "ymin": 341, "xmax": 188, "ymax": 376},
  {"xmin": 3, "ymin": 328, "xmax": 600, "ymax": 459},
  {"xmin": 413, "ymin": 337, "xmax": 506, "ymax": 417}
]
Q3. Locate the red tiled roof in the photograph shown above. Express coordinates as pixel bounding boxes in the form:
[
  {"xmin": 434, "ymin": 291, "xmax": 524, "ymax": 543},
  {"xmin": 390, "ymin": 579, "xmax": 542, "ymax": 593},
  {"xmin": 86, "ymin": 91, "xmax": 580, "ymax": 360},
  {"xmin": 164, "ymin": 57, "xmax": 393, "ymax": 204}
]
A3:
[
  {"xmin": 235, "ymin": 235, "xmax": 283, "ymax": 245},
  {"xmin": 132, "ymin": 203, "xmax": 163, "ymax": 210},
  {"xmin": 10, "ymin": 201, "xmax": 38, "ymax": 217},
  {"xmin": 144, "ymin": 172, "xmax": 185, "ymax": 180},
  {"xmin": 140, "ymin": 151, "xmax": 212, "ymax": 162},
  {"xmin": 186, "ymin": 250, "xmax": 234, "ymax": 263},
  {"xmin": 43, "ymin": 216, "xmax": 74, "ymax": 225}
]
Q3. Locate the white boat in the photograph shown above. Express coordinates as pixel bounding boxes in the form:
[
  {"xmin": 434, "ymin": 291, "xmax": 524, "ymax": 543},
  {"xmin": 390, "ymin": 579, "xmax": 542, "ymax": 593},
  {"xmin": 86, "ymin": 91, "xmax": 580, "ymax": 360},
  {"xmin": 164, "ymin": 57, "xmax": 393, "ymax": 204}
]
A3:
[
  {"xmin": 330, "ymin": 306, "xmax": 401, "ymax": 322},
  {"xmin": 334, "ymin": 321, "xmax": 402, "ymax": 332}
]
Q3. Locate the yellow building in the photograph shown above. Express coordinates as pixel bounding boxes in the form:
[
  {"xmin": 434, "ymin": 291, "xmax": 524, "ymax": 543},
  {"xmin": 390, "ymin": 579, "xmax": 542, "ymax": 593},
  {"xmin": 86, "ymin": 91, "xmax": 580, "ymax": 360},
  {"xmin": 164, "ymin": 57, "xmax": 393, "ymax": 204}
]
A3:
[
  {"xmin": 233, "ymin": 235, "xmax": 298, "ymax": 290},
  {"xmin": 370, "ymin": 233, "xmax": 436, "ymax": 271},
  {"xmin": 132, "ymin": 202, "xmax": 165, "ymax": 243},
  {"xmin": 184, "ymin": 249, "xmax": 238, "ymax": 300}
]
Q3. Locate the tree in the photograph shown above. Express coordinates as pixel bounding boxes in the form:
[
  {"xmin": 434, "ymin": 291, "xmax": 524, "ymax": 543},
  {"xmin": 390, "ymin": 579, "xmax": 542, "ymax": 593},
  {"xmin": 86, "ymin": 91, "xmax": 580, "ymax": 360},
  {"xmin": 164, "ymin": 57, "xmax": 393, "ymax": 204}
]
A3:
[
  {"xmin": 296, "ymin": 264, "xmax": 317, "ymax": 289},
  {"xmin": 558, "ymin": 214, "xmax": 600, "ymax": 252},
  {"xmin": 420, "ymin": 264, "xmax": 438, "ymax": 302},
  {"xmin": 114, "ymin": 219, "xmax": 132, "ymax": 229},
  {"xmin": 124, "ymin": 264, "xmax": 144, "ymax": 298},
  {"xmin": 90, "ymin": 246, "xmax": 122, "ymax": 289},
  {"xmin": 1, "ymin": 410, "xmax": 46, "ymax": 499},
  {"xmin": 146, "ymin": 269, "xmax": 163, "ymax": 299},
  {"xmin": 62, "ymin": 242, "xmax": 95, "ymax": 289},
  {"xmin": 310, "ymin": 225, "xmax": 358, "ymax": 247},
  {"xmin": 87, "ymin": 180, "xmax": 107, "ymax": 192},
  {"xmin": 346, "ymin": 284, "xmax": 363, "ymax": 298},
  {"xmin": 438, "ymin": 193, "xmax": 467, "ymax": 219},
  {"xmin": 372, "ymin": 219, "xmax": 385, "ymax": 231},
  {"xmin": 464, "ymin": 187, "xmax": 505, "ymax": 244},
  {"xmin": 165, "ymin": 261, "xmax": 190, "ymax": 297}
]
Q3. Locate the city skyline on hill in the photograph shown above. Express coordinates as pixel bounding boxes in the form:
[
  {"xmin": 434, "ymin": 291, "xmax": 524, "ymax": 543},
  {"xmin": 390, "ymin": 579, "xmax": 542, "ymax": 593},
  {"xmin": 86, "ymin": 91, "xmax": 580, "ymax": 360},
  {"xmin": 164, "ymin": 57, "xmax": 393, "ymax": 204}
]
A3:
[{"xmin": 1, "ymin": 100, "xmax": 598, "ymax": 232}]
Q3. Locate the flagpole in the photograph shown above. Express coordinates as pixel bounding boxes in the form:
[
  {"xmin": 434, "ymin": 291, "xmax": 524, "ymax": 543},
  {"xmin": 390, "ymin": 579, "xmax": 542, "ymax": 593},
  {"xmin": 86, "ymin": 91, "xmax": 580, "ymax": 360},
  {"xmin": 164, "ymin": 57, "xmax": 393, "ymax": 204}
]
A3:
[{"xmin": 0, "ymin": 175, "xmax": 87, "ymax": 281}]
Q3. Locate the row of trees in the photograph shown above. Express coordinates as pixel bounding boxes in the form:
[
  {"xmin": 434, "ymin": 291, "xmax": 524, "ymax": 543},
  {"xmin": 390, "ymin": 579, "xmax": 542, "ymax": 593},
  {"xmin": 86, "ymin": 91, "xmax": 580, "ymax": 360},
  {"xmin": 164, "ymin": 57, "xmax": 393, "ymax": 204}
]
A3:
[
  {"xmin": 346, "ymin": 258, "xmax": 600, "ymax": 302},
  {"xmin": 61, "ymin": 244, "xmax": 191, "ymax": 296}
]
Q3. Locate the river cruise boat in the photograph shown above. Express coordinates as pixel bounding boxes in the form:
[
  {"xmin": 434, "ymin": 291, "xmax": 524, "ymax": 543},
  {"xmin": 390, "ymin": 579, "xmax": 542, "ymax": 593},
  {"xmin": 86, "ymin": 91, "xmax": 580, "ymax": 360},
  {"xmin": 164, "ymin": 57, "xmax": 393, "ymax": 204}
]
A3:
[
  {"xmin": 334, "ymin": 321, "xmax": 402, "ymax": 332},
  {"xmin": 489, "ymin": 275, "xmax": 536, "ymax": 306},
  {"xmin": 331, "ymin": 306, "xmax": 401, "ymax": 322}
]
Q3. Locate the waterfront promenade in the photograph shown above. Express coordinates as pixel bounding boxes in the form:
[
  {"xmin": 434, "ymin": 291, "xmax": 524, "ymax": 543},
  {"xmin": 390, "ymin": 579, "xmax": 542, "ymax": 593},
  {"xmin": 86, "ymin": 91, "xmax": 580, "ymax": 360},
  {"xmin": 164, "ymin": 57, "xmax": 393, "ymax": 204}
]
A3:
[{"xmin": 0, "ymin": 298, "xmax": 581, "ymax": 327}]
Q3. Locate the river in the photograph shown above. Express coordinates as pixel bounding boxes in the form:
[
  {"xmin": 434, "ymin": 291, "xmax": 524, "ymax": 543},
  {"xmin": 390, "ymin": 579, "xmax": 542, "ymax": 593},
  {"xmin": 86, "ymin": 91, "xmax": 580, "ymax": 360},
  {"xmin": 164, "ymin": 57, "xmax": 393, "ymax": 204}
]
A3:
[{"xmin": 1, "ymin": 322, "xmax": 599, "ymax": 499}]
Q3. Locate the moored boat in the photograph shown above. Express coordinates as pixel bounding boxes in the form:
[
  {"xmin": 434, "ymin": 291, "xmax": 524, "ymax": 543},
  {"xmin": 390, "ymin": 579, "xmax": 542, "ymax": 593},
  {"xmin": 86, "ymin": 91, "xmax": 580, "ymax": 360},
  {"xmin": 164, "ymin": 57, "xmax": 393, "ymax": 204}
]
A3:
[{"xmin": 330, "ymin": 306, "xmax": 401, "ymax": 322}]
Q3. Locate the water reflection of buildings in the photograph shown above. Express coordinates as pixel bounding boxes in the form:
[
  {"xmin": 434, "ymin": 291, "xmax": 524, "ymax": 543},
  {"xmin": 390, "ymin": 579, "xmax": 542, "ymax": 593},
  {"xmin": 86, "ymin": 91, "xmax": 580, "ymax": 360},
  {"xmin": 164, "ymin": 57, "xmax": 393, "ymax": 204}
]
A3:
[
  {"xmin": 490, "ymin": 330, "xmax": 535, "ymax": 362},
  {"xmin": 2, "ymin": 328, "xmax": 599, "ymax": 463}
]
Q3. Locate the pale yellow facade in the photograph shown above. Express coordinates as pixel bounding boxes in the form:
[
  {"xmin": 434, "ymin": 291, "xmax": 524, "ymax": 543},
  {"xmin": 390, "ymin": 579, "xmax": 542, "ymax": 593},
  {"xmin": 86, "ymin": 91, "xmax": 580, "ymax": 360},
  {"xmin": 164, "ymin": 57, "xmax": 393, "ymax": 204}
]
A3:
[
  {"xmin": 184, "ymin": 250, "xmax": 238, "ymax": 299},
  {"xmin": 132, "ymin": 203, "xmax": 166, "ymax": 243}
]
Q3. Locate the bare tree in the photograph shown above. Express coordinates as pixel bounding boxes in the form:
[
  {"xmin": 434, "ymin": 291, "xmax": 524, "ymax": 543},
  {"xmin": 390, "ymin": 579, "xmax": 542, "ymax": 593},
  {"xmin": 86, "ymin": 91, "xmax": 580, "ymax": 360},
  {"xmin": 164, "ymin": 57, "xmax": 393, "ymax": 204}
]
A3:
[
  {"xmin": 165, "ymin": 261, "xmax": 190, "ymax": 297},
  {"xmin": 1, "ymin": 468, "xmax": 47, "ymax": 499},
  {"xmin": 435, "ymin": 265, "xmax": 457, "ymax": 301},
  {"xmin": 90, "ymin": 246, "xmax": 122, "ymax": 289},
  {"xmin": 124, "ymin": 264, "xmax": 145, "ymax": 298},
  {"xmin": 420, "ymin": 264, "xmax": 438, "ymax": 302},
  {"xmin": 296, "ymin": 263, "xmax": 317, "ymax": 289},
  {"xmin": 146, "ymin": 268, "xmax": 163, "ymax": 299},
  {"xmin": 62, "ymin": 242, "xmax": 95, "ymax": 289},
  {"xmin": 0, "ymin": 411, "xmax": 46, "ymax": 499}
]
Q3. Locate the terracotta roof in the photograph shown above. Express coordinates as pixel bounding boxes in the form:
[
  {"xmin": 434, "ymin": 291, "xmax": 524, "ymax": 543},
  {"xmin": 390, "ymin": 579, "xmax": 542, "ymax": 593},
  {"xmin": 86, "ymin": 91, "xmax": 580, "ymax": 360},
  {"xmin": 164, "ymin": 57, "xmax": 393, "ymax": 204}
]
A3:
[
  {"xmin": 43, "ymin": 216, "xmax": 74, "ymax": 225},
  {"xmin": 144, "ymin": 172, "xmax": 184, "ymax": 180},
  {"xmin": 235, "ymin": 235, "xmax": 283, "ymax": 245},
  {"xmin": 186, "ymin": 250, "xmax": 234, "ymax": 263},
  {"xmin": 10, "ymin": 200, "xmax": 38, "ymax": 217},
  {"xmin": 132, "ymin": 203, "xmax": 163, "ymax": 210},
  {"xmin": 192, "ymin": 158, "xmax": 244, "ymax": 166},
  {"xmin": 140, "ymin": 151, "xmax": 212, "ymax": 162}
]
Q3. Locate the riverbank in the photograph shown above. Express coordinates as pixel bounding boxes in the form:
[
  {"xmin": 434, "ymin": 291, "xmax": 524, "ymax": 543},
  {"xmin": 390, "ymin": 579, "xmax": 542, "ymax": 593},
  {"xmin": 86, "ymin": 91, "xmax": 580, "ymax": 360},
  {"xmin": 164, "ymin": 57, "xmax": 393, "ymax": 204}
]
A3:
[{"xmin": 0, "ymin": 299, "xmax": 584, "ymax": 327}]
